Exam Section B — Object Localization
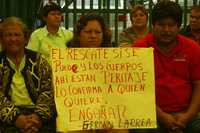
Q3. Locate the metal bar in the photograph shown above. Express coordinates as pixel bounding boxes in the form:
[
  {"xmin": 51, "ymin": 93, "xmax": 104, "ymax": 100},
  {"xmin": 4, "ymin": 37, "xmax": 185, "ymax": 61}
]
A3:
[
  {"xmin": 123, "ymin": 0, "xmax": 127, "ymax": 29},
  {"xmin": 64, "ymin": 9, "xmax": 130, "ymax": 14},
  {"xmin": 73, "ymin": 0, "xmax": 77, "ymax": 31},
  {"xmin": 107, "ymin": 0, "xmax": 110, "ymax": 26},
  {"xmin": 90, "ymin": 0, "xmax": 93, "ymax": 9},
  {"xmin": 64, "ymin": 0, "xmax": 69, "ymax": 28},
  {"xmin": 82, "ymin": 0, "xmax": 85, "ymax": 10},
  {"xmin": 114, "ymin": 0, "xmax": 119, "ymax": 46},
  {"xmin": 148, "ymin": 0, "xmax": 153, "ymax": 30},
  {"xmin": 98, "ymin": 0, "xmax": 101, "ymax": 9},
  {"xmin": 183, "ymin": 0, "xmax": 188, "ymax": 27}
]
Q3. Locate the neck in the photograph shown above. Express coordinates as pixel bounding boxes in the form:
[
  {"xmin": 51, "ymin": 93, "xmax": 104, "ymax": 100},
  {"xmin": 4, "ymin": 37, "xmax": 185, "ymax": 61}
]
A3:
[
  {"xmin": 47, "ymin": 25, "xmax": 59, "ymax": 34},
  {"xmin": 7, "ymin": 50, "xmax": 25, "ymax": 68},
  {"xmin": 133, "ymin": 26, "xmax": 148, "ymax": 38},
  {"xmin": 156, "ymin": 40, "xmax": 178, "ymax": 54}
]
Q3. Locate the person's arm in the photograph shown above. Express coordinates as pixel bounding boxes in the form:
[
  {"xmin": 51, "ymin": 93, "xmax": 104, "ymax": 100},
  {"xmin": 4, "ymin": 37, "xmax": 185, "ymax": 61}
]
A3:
[
  {"xmin": 187, "ymin": 80, "xmax": 200, "ymax": 116},
  {"xmin": 33, "ymin": 55, "xmax": 56, "ymax": 123},
  {"xmin": 176, "ymin": 80, "xmax": 200, "ymax": 127},
  {"xmin": 156, "ymin": 106, "xmax": 177, "ymax": 130},
  {"xmin": 0, "ymin": 67, "xmax": 22, "ymax": 125},
  {"xmin": 0, "ymin": 92, "xmax": 22, "ymax": 125},
  {"xmin": 64, "ymin": 29, "xmax": 73, "ymax": 43},
  {"xmin": 118, "ymin": 31, "xmax": 133, "ymax": 47}
]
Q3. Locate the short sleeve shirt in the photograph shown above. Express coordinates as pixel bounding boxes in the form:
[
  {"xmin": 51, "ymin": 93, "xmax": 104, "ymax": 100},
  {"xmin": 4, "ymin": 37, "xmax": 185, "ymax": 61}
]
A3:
[
  {"xmin": 133, "ymin": 33, "xmax": 200, "ymax": 113},
  {"xmin": 27, "ymin": 26, "xmax": 73, "ymax": 63}
]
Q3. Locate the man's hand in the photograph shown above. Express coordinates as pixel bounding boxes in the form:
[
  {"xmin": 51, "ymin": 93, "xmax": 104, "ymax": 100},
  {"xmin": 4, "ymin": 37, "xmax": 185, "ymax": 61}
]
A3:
[
  {"xmin": 15, "ymin": 113, "xmax": 42, "ymax": 133},
  {"xmin": 23, "ymin": 113, "xmax": 42, "ymax": 133},
  {"xmin": 15, "ymin": 114, "xmax": 31, "ymax": 132},
  {"xmin": 28, "ymin": 113, "xmax": 42, "ymax": 129},
  {"xmin": 159, "ymin": 112, "xmax": 178, "ymax": 130},
  {"xmin": 175, "ymin": 112, "xmax": 190, "ymax": 128}
]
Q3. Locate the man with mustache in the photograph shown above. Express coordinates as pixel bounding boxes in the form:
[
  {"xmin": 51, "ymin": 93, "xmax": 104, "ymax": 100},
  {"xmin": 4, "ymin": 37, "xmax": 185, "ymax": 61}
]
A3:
[
  {"xmin": 132, "ymin": 1, "xmax": 200, "ymax": 133},
  {"xmin": 181, "ymin": 5, "xmax": 200, "ymax": 44}
]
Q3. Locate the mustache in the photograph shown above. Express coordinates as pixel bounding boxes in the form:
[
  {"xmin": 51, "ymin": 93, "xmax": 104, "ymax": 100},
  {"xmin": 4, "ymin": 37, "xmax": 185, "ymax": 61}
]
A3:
[{"xmin": 160, "ymin": 33, "xmax": 171, "ymax": 36}]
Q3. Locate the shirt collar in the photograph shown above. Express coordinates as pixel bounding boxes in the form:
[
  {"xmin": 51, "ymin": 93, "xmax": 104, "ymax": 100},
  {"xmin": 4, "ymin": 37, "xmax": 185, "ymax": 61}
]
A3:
[
  {"xmin": 44, "ymin": 26, "xmax": 62, "ymax": 37},
  {"xmin": 7, "ymin": 56, "xmax": 26, "ymax": 72}
]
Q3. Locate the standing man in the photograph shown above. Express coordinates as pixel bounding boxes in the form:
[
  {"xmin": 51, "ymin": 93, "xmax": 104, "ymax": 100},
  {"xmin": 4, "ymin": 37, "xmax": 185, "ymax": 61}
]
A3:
[
  {"xmin": 27, "ymin": 2, "xmax": 73, "ymax": 63},
  {"xmin": 180, "ymin": 5, "xmax": 200, "ymax": 44},
  {"xmin": 133, "ymin": 1, "xmax": 200, "ymax": 133}
]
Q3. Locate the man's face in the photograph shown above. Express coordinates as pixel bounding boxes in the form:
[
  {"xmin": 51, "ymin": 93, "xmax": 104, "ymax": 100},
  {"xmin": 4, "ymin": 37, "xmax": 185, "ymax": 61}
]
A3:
[
  {"xmin": 153, "ymin": 17, "xmax": 180, "ymax": 45},
  {"xmin": 190, "ymin": 9, "xmax": 200, "ymax": 31},
  {"xmin": 44, "ymin": 10, "xmax": 62, "ymax": 27},
  {"xmin": 2, "ymin": 24, "xmax": 26, "ymax": 55},
  {"xmin": 79, "ymin": 20, "xmax": 103, "ymax": 47}
]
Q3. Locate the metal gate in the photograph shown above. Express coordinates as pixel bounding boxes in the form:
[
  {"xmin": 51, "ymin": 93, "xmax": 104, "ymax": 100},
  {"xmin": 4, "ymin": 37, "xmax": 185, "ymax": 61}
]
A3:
[
  {"xmin": 1, "ymin": 0, "xmax": 200, "ymax": 44},
  {"xmin": 37, "ymin": 0, "xmax": 200, "ymax": 45},
  {"xmin": 60, "ymin": 0, "xmax": 200, "ymax": 46},
  {"xmin": 61, "ymin": 0, "xmax": 131, "ymax": 46}
]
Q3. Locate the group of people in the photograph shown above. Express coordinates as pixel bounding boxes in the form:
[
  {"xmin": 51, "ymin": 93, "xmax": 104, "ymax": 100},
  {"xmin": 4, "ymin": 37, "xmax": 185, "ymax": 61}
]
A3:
[{"xmin": 0, "ymin": 1, "xmax": 200, "ymax": 133}]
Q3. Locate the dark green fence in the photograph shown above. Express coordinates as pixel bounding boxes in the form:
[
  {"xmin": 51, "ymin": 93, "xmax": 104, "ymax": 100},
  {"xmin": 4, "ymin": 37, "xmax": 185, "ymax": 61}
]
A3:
[{"xmin": 0, "ymin": 0, "xmax": 199, "ymax": 45}]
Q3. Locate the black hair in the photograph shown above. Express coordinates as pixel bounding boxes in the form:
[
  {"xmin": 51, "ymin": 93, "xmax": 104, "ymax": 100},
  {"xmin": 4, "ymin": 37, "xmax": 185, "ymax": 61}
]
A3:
[
  {"xmin": 71, "ymin": 12, "xmax": 111, "ymax": 47},
  {"xmin": 152, "ymin": 1, "xmax": 183, "ymax": 27},
  {"xmin": 41, "ymin": 2, "xmax": 62, "ymax": 17}
]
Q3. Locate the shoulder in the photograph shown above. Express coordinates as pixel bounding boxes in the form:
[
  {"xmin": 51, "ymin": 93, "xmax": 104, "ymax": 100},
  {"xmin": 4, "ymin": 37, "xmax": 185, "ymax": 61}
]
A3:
[
  {"xmin": 120, "ymin": 27, "xmax": 134, "ymax": 35},
  {"xmin": 133, "ymin": 33, "xmax": 154, "ymax": 47},
  {"xmin": 177, "ymin": 35, "xmax": 200, "ymax": 59},
  {"xmin": 60, "ymin": 27, "xmax": 73, "ymax": 34},
  {"xmin": 25, "ymin": 49, "xmax": 51, "ymax": 68},
  {"xmin": 25, "ymin": 49, "xmax": 41, "ymax": 61},
  {"xmin": 178, "ymin": 34, "xmax": 200, "ymax": 49},
  {"xmin": 59, "ymin": 26, "xmax": 73, "ymax": 37},
  {"xmin": 30, "ymin": 27, "xmax": 46, "ymax": 37}
]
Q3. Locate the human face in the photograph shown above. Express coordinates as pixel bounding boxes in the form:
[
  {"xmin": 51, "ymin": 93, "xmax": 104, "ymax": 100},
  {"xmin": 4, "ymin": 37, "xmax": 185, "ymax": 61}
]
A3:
[
  {"xmin": 132, "ymin": 10, "xmax": 148, "ymax": 28},
  {"xmin": 79, "ymin": 20, "xmax": 103, "ymax": 47},
  {"xmin": 153, "ymin": 18, "xmax": 180, "ymax": 45},
  {"xmin": 44, "ymin": 10, "xmax": 62, "ymax": 27},
  {"xmin": 2, "ymin": 24, "xmax": 26, "ymax": 55},
  {"xmin": 190, "ymin": 9, "xmax": 200, "ymax": 31}
]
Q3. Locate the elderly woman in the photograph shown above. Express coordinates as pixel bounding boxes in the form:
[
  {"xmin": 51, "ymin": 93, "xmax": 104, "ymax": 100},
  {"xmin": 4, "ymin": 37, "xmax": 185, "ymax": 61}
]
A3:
[
  {"xmin": 0, "ymin": 17, "xmax": 56, "ymax": 133},
  {"xmin": 119, "ymin": 4, "xmax": 149, "ymax": 47}
]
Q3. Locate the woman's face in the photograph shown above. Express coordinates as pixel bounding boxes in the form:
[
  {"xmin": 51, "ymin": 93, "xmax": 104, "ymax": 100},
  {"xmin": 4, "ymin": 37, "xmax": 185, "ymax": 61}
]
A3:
[
  {"xmin": 131, "ymin": 10, "xmax": 148, "ymax": 28},
  {"xmin": 79, "ymin": 20, "xmax": 103, "ymax": 47}
]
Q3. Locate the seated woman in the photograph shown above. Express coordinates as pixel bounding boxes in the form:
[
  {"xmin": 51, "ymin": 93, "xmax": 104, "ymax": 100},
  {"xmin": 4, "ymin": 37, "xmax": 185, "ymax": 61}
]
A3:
[
  {"xmin": 0, "ymin": 17, "xmax": 56, "ymax": 133},
  {"xmin": 68, "ymin": 13, "xmax": 129, "ymax": 133},
  {"xmin": 69, "ymin": 13, "xmax": 112, "ymax": 48},
  {"xmin": 119, "ymin": 4, "xmax": 149, "ymax": 47}
]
